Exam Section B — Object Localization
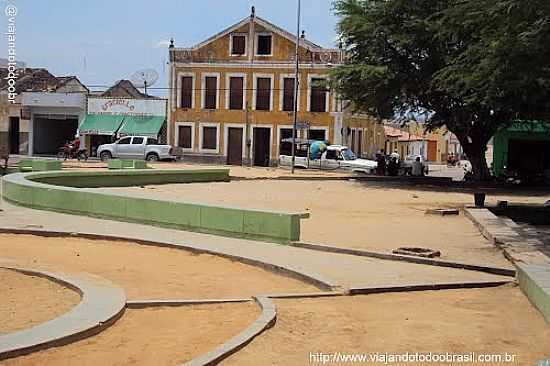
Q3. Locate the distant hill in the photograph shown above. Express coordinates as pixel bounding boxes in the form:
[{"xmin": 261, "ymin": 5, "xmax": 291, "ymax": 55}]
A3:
[{"xmin": 0, "ymin": 58, "xmax": 26, "ymax": 68}]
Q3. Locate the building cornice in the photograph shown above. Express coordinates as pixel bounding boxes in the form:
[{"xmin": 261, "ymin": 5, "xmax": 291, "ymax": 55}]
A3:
[{"xmin": 171, "ymin": 62, "xmax": 339, "ymax": 70}]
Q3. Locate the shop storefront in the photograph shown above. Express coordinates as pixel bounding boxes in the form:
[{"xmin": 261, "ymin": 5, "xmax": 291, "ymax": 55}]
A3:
[
  {"xmin": 493, "ymin": 121, "xmax": 550, "ymax": 182},
  {"xmin": 21, "ymin": 92, "xmax": 86, "ymax": 156},
  {"xmin": 79, "ymin": 97, "xmax": 167, "ymax": 156}
]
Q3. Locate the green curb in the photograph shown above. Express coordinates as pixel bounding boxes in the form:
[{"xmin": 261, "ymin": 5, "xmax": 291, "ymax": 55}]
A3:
[{"xmin": 1, "ymin": 169, "xmax": 308, "ymax": 242}]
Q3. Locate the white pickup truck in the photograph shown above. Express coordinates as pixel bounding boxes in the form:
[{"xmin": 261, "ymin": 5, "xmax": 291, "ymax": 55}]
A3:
[
  {"xmin": 280, "ymin": 144, "xmax": 378, "ymax": 174},
  {"xmin": 97, "ymin": 136, "xmax": 176, "ymax": 162}
]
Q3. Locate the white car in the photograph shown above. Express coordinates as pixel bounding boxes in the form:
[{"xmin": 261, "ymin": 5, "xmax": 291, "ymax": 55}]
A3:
[
  {"xmin": 280, "ymin": 144, "xmax": 377, "ymax": 174},
  {"xmin": 97, "ymin": 136, "xmax": 176, "ymax": 162}
]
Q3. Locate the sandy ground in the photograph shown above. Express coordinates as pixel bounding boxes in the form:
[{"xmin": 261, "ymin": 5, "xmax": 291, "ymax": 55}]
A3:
[
  {"xmin": 3, "ymin": 303, "xmax": 259, "ymax": 366},
  {"xmin": 223, "ymin": 285, "xmax": 550, "ymax": 366},
  {"xmin": 0, "ymin": 268, "xmax": 80, "ymax": 335},
  {"xmin": 61, "ymin": 160, "xmax": 351, "ymax": 178},
  {"xmin": 99, "ymin": 179, "xmax": 542, "ymax": 267},
  {"xmin": 0, "ymin": 234, "xmax": 316, "ymax": 300}
]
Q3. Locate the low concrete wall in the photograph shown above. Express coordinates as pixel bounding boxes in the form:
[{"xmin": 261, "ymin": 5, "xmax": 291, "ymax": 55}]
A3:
[
  {"xmin": 465, "ymin": 208, "xmax": 550, "ymax": 324},
  {"xmin": 27, "ymin": 169, "xmax": 229, "ymax": 188},
  {"xmin": 1, "ymin": 169, "xmax": 308, "ymax": 242},
  {"xmin": 108, "ymin": 160, "xmax": 148, "ymax": 170},
  {"xmin": 18, "ymin": 159, "xmax": 62, "ymax": 172},
  {"xmin": 517, "ymin": 264, "xmax": 550, "ymax": 324}
]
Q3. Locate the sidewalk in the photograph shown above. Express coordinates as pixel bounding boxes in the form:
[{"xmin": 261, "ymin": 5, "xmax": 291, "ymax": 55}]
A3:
[{"xmin": 0, "ymin": 200, "xmax": 510, "ymax": 291}]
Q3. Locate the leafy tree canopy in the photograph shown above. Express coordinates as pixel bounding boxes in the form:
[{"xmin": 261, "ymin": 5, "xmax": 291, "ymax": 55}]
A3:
[{"xmin": 331, "ymin": 0, "xmax": 550, "ymax": 179}]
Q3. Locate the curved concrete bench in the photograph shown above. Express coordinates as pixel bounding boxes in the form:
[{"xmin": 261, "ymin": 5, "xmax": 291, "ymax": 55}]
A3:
[
  {"xmin": 0, "ymin": 264, "xmax": 126, "ymax": 361},
  {"xmin": 1, "ymin": 169, "xmax": 309, "ymax": 242},
  {"xmin": 182, "ymin": 296, "xmax": 276, "ymax": 366}
]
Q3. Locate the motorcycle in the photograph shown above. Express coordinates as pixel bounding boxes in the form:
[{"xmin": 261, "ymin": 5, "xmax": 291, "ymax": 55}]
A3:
[{"xmin": 56, "ymin": 143, "xmax": 88, "ymax": 161}]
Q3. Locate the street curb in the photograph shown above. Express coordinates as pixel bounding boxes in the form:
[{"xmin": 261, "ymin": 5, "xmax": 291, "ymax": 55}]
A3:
[
  {"xmin": 464, "ymin": 208, "xmax": 550, "ymax": 266},
  {"xmin": 464, "ymin": 208, "xmax": 550, "ymax": 324},
  {"xmin": 126, "ymin": 298, "xmax": 251, "ymax": 309},
  {"xmin": 181, "ymin": 296, "xmax": 276, "ymax": 366},
  {"xmin": 262, "ymin": 291, "xmax": 346, "ymax": 299},
  {"xmin": 348, "ymin": 280, "xmax": 514, "ymax": 295},
  {"xmin": 232, "ymin": 175, "xmax": 454, "ymax": 185},
  {"xmin": 0, "ymin": 265, "xmax": 126, "ymax": 361},
  {"xmin": 290, "ymin": 241, "xmax": 516, "ymax": 277},
  {"xmin": 0, "ymin": 228, "xmax": 339, "ymax": 292}
]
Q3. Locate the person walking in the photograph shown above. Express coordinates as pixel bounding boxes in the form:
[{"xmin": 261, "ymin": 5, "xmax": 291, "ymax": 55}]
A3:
[
  {"xmin": 376, "ymin": 149, "xmax": 387, "ymax": 176},
  {"xmin": 411, "ymin": 156, "xmax": 424, "ymax": 176}
]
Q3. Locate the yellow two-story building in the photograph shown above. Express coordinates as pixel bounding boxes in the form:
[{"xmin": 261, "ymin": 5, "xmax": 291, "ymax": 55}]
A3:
[{"xmin": 167, "ymin": 8, "xmax": 346, "ymax": 166}]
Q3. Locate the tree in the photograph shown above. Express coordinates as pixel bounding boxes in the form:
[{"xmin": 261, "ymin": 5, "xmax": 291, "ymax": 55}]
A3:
[{"xmin": 331, "ymin": 0, "xmax": 550, "ymax": 180}]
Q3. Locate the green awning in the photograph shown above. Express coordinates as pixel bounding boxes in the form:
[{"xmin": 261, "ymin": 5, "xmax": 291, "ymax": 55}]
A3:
[
  {"xmin": 118, "ymin": 116, "xmax": 165, "ymax": 137},
  {"xmin": 79, "ymin": 114, "xmax": 124, "ymax": 135}
]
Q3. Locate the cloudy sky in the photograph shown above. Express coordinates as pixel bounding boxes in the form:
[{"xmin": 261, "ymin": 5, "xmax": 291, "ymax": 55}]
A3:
[{"xmin": 1, "ymin": 0, "xmax": 338, "ymax": 95}]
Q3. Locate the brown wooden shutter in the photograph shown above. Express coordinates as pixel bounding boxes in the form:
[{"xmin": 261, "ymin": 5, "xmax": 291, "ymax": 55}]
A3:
[
  {"xmin": 308, "ymin": 129, "xmax": 326, "ymax": 141},
  {"xmin": 283, "ymin": 78, "xmax": 295, "ymax": 112},
  {"xmin": 178, "ymin": 126, "xmax": 192, "ymax": 148},
  {"xmin": 181, "ymin": 77, "xmax": 193, "ymax": 109},
  {"xmin": 232, "ymin": 35, "xmax": 246, "ymax": 55},
  {"xmin": 202, "ymin": 127, "xmax": 217, "ymax": 149},
  {"xmin": 205, "ymin": 77, "xmax": 217, "ymax": 109},
  {"xmin": 310, "ymin": 78, "xmax": 327, "ymax": 112},
  {"xmin": 257, "ymin": 35, "xmax": 272, "ymax": 55},
  {"xmin": 256, "ymin": 78, "xmax": 271, "ymax": 111},
  {"xmin": 279, "ymin": 128, "xmax": 294, "ymax": 156},
  {"xmin": 229, "ymin": 77, "xmax": 244, "ymax": 110}
]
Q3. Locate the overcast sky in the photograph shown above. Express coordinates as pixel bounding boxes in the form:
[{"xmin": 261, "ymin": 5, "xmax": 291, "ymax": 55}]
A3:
[{"xmin": 1, "ymin": 0, "xmax": 338, "ymax": 95}]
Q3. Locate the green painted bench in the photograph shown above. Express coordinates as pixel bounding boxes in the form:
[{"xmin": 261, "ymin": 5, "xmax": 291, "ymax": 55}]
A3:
[
  {"xmin": 108, "ymin": 160, "xmax": 149, "ymax": 170},
  {"xmin": 18, "ymin": 160, "xmax": 62, "ymax": 172},
  {"xmin": 1, "ymin": 169, "xmax": 308, "ymax": 242}
]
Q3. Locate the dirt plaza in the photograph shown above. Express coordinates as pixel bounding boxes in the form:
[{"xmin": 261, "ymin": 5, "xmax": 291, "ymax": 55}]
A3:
[{"xmin": 0, "ymin": 165, "xmax": 549, "ymax": 365}]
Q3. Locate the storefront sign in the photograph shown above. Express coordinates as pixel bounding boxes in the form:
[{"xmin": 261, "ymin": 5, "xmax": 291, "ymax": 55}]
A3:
[{"xmin": 87, "ymin": 97, "xmax": 167, "ymax": 117}]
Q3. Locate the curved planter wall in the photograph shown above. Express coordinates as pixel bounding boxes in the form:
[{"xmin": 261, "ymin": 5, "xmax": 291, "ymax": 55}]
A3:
[{"xmin": 1, "ymin": 169, "xmax": 308, "ymax": 242}]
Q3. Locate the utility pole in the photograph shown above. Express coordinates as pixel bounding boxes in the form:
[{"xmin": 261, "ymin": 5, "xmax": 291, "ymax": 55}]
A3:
[{"xmin": 291, "ymin": 0, "xmax": 301, "ymax": 174}]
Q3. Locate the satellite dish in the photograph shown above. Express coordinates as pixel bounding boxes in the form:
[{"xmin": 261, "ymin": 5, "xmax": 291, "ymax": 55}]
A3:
[{"xmin": 130, "ymin": 68, "xmax": 159, "ymax": 95}]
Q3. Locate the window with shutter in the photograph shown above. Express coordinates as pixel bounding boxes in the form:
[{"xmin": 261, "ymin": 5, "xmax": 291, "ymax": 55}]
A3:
[
  {"xmin": 308, "ymin": 129, "xmax": 326, "ymax": 141},
  {"xmin": 279, "ymin": 128, "xmax": 294, "ymax": 156},
  {"xmin": 310, "ymin": 78, "xmax": 327, "ymax": 112},
  {"xmin": 257, "ymin": 35, "xmax": 272, "ymax": 55},
  {"xmin": 204, "ymin": 76, "xmax": 217, "ymax": 109},
  {"xmin": 231, "ymin": 35, "xmax": 246, "ymax": 55},
  {"xmin": 229, "ymin": 77, "xmax": 244, "ymax": 110},
  {"xmin": 282, "ymin": 78, "xmax": 296, "ymax": 112},
  {"xmin": 256, "ymin": 77, "xmax": 271, "ymax": 111},
  {"xmin": 202, "ymin": 126, "xmax": 217, "ymax": 150},
  {"xmin": 178, "ymin": 126, "xmax": 192, "ymax": 149},
  {"xmin": 181, "ymin": 76, "xmax": 193, "ymax": 109}
]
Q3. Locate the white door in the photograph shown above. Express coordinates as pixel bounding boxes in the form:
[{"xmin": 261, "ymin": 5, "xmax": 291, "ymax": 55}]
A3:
[
  {"xmin": 114, "ymin": 136, "xmax": 132, "ymax": 159},
  {"xmin": 127, "ymin": 137, "xmax": 146, "ymax": 159},
  {"xmin": 321, "ymin": 150, "xmax": 341, "ymax": 170}
]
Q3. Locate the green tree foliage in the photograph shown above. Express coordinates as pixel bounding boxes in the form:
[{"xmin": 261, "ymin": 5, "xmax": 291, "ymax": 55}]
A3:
[{"xmin": 332, "ymin": 0, "xmax": 550, "ymax": 179}]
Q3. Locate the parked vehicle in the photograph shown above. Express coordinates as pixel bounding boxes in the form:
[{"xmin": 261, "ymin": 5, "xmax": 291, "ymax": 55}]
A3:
[
  {"xmin": 56, "ymin": 143, "xmax": 88, "ymax": 161},
  {"xmin": 402, "ymin": 154, "xmax": 429, "ymax": 175},
  {"xmin": 279, "ymin": 139, "xmax": 377, "ymax": 174},
  {"xmin": 97, "ymin": 136, "xmax": 175, "ymax": 162}
]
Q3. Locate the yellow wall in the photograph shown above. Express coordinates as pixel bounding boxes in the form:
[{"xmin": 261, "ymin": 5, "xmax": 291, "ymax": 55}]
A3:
[
  {"xmin": 170, "ymin": 24, "xmax": 340, "ymax": 162},
  {"xmin": 170, "ymin": 67, "xmax": 336, "ymax": 159},
  {"xmin": 406, "ymin": 122, "xmax": 449, "ymax": 162},
  {"xmin": 341, "ymin": 114, "xmax": 385, "ymax": 158}
]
